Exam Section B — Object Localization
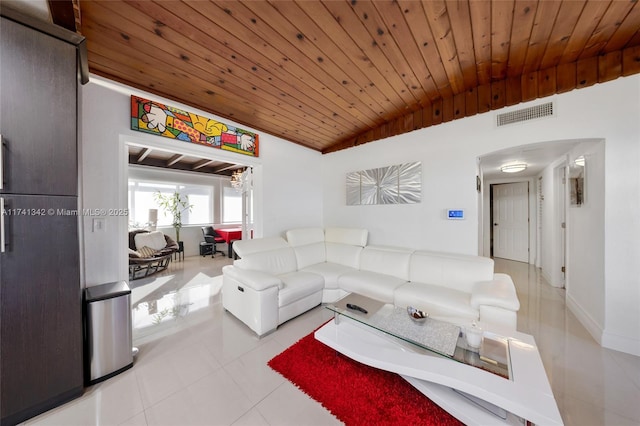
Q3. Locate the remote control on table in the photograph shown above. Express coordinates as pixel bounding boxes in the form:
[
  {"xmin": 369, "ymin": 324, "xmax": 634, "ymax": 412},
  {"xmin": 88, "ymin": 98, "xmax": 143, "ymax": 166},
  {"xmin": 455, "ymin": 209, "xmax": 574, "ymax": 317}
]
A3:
[{"xmin": 346, "ymin": 303, "xmax": 368, "ymax": 314}]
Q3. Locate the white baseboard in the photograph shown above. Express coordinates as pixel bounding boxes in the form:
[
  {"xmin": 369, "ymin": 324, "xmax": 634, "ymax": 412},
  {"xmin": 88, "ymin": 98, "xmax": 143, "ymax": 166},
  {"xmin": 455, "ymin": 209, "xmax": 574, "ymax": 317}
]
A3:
[
  {"xmin": 602, "ymin": 330, "xmax": 640, "ymax": 357},
  {"xmin": 541, "ymin": 269, "xmax": 563, "ymax": 288},
  {"xmin": 566, "ymin": 293, "xmax": 603, "ymax": 345},
  {"xmin": 567, "ymin": 294, "xmax": 640, "ymax": 356}
]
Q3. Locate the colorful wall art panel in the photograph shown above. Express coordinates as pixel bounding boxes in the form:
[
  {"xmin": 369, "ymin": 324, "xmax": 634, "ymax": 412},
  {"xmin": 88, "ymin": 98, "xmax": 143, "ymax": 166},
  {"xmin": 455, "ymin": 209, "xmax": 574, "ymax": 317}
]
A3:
[{"xmin": 131, "ymin": 96, "xmax": 259, "ymax": 157}]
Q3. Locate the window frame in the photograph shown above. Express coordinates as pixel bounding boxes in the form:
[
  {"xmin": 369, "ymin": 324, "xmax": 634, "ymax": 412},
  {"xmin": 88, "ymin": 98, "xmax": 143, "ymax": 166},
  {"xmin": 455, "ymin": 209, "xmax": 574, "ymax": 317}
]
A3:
[{"xmin": 128, "ymin": 179, "xmax": 215, "ymax": 228}]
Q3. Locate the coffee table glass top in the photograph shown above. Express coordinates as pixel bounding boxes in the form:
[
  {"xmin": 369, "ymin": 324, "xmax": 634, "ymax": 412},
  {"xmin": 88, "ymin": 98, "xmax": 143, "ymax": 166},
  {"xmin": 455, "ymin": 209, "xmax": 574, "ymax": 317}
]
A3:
[{"xmin": 326, "ymin": 294, "xmax": 510, "ymax": 379}]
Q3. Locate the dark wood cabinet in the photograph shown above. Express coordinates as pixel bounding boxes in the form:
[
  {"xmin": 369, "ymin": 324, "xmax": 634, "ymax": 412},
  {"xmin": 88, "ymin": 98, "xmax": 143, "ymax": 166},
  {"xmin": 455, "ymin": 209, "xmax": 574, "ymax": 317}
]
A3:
[
  {"xmin": 0, "ymin": 195, "xmax": 83, "ymax": 423},
  {"xmin": 0, "ymin": 12, "xmax": 84, "ymax": 425},
  {"xmin": 0, "ymin": 17, "xmax": 78, "ymax": 196}
]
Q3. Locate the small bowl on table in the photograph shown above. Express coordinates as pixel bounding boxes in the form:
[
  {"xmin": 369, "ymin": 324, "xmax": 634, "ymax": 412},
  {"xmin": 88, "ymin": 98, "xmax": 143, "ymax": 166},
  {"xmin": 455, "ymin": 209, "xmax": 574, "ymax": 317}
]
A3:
[{"xmin": 407, "ymin": 306, "xmax": 429, "ymax": 323}]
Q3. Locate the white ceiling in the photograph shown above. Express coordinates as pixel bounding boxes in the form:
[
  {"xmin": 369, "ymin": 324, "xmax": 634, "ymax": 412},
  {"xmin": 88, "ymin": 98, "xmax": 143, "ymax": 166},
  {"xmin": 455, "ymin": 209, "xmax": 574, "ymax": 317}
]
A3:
[{"xmin": 479, "ymin": 140, "xmax": 584, "ymax": 180}]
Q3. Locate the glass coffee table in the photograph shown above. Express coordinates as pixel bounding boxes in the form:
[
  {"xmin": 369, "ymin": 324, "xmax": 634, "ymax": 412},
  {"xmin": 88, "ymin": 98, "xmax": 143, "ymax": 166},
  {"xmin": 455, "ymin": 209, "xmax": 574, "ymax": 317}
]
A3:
[
  {"xmin": 316, "ymin": 293, "xmax": 563, "ymax": 425},
  {"xmin": 326, "ymin": 293, "xmax": 510, "ymax": 379}
]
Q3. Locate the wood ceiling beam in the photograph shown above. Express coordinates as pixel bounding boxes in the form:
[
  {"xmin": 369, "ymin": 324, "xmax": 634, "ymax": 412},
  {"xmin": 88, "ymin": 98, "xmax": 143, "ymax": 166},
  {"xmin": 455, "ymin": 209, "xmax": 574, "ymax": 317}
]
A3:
[
  {"xmin": 211, "ymin": 164, "xmax": 238, "ymax": 174},
  {"xmin": 166, "ymin": 154, "xmax": 185, "ymax": 167},
  {"xmin": 324, "ymin": 45, "xmax": 640, "ymax": 154},
  {"xmin": 136, "ymin": 148, "xmax": 152, "ymax": 163},
  {"xmin": 192, "ymin": 159, "xmax": 215, "ymax": 170}
]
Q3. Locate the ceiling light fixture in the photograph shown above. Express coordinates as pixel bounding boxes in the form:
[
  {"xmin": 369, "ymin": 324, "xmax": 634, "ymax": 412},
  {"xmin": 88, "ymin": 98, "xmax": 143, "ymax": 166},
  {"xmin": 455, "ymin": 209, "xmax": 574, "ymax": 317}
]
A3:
[
  {"xmin": 574, "ymin": 156, "xmax": 585, "ymax": 167},
  {"xmin": 230, "ymin": 169, "xmax": 244, "ymax": 190},
  {"xmin": 500, "ymin": 163, "xmax": 527, "ymax": 173}
]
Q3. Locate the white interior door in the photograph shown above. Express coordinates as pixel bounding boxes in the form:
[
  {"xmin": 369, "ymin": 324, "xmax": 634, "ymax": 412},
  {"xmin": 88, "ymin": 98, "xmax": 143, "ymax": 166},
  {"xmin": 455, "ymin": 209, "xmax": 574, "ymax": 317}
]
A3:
[
  {"xmin": 241, "ymin": 167, "xmax": 253, "ymax": 240},
  {"xmin": 557, "ymin": 165, "xmax": 567, "ymax": 288},
  {"xmin": 493, "ymin": 182, "xmax": 529, "ymax": 262}
]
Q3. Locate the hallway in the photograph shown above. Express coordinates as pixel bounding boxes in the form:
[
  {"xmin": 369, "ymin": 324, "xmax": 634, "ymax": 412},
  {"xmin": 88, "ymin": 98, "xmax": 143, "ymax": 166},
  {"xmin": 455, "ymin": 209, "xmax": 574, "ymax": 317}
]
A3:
[{"xmin": 494, "ymin": 258, "xmax": 640, "ymax": 425}]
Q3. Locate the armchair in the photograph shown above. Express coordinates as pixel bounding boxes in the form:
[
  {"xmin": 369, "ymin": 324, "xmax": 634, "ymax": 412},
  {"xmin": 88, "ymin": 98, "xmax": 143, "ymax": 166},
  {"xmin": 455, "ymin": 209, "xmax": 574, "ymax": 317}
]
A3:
[
  {"xmin": 128, "ymin": 230, "xmax": 179, "ymax": 280},
  {"xmin": 201, "ymin": 226, "xmax": 226, "ymax": 258}
]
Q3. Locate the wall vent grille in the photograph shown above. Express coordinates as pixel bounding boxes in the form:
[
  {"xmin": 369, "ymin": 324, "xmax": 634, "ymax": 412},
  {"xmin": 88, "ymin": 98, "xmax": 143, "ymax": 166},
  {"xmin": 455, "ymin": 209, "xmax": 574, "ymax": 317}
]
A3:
[{"xmin": 497, "ymin": 102, "xmax": 554, "ymax": 127}]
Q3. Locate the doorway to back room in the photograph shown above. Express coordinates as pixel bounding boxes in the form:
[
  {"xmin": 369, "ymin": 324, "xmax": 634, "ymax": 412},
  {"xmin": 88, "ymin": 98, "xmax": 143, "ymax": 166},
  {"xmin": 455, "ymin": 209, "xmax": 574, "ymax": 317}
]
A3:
[{"xmin": 490, "ymin": 182, "xmax": 530, "ymax": 262}]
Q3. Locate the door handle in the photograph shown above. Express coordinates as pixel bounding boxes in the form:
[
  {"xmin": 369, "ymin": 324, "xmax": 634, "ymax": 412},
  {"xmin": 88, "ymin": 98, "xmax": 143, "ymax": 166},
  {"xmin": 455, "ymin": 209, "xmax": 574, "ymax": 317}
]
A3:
[
  {"xmin": 1, "ymin": 197, "xmax": 5, "ymax": 253},
  {"xmin": 494, "ymin": 223, "xmax": 498, "ymax": 226}
]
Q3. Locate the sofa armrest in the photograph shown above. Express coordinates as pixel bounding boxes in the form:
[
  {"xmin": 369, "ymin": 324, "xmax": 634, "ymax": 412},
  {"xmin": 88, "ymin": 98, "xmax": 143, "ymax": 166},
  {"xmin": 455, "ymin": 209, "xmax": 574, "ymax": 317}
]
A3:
[
  {"xmin": 222, "ymin": 265, "xmax": 283, "ymax": 291},
  {"xmin": 471, "ymin": 277, "xmax": 520, "ymax": 311}
]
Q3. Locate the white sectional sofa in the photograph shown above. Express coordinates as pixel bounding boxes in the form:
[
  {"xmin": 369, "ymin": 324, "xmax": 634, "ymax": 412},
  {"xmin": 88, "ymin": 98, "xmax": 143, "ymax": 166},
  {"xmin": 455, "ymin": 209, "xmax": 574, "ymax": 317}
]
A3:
[{"xmin": 222, "ymin": 227, "xmax": 520, "ymax": 336}]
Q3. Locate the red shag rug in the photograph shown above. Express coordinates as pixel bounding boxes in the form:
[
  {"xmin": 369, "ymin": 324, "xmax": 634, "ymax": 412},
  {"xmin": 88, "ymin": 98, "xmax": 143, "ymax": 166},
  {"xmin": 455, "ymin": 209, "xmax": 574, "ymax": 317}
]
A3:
[{"xmin": 268, "ymin": 326, "xmax": 462, "ymax": 426}]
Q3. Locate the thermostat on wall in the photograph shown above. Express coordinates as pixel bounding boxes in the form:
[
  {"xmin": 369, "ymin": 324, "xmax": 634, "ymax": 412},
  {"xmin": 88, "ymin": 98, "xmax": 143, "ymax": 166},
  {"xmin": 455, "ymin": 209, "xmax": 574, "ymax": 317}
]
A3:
[{"xmin": 447, "ymin": 209, "xmax": 465, "ymax": 220}]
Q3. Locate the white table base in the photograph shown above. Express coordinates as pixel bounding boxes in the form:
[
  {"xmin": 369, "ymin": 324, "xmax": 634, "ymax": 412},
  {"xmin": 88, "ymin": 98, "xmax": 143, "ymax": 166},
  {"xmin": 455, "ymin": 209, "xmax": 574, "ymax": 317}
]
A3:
[{"xmin": 314, "ymin": 318, "xmax": 563, "ymax": 425}]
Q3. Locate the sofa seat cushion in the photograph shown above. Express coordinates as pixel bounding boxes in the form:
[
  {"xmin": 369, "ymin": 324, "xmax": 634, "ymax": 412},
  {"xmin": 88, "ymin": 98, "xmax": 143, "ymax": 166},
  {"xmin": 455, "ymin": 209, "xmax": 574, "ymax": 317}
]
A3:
[
  {"xmin": 278, "ymin": 271, "xmax": 325, "ymax": 307},
  {"xmin": 338, "ymin": 270, "xmax": 408, "ymax": 303},
  {"xmin": 301, "ymin": 262, "xmax": 356, "ymax": 289},
  {"xmin": 394, "ymin": 282, "xmax": 478, "ymax": 322}
]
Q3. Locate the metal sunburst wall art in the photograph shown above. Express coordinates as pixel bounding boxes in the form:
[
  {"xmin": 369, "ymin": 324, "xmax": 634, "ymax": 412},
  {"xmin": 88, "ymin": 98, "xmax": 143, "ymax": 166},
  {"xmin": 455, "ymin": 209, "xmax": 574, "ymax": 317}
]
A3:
[{"xmin": 346, "ymin": 162, "xmax": 422, "ymax": 205}]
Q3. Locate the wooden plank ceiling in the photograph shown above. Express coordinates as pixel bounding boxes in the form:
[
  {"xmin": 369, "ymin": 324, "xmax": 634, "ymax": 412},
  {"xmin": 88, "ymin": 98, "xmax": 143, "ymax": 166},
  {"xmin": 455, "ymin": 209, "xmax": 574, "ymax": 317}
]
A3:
[{"xmin": 77, "ymin": 0, "xmax": 640, "ymax": 154}]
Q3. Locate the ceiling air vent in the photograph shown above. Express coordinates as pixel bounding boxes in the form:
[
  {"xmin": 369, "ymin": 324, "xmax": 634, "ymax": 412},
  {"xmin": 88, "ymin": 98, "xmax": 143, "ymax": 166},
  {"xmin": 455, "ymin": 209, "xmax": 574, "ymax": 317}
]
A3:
[{"xmin": 496, "ymin": 102, "xmax": 554, "ymax": 127}]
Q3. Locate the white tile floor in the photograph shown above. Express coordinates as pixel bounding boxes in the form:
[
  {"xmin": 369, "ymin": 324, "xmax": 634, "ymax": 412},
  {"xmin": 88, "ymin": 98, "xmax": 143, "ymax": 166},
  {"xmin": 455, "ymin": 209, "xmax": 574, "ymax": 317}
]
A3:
[{"xmin": 24, "ymin": 255, "xmax": 640, "ymax": 426}]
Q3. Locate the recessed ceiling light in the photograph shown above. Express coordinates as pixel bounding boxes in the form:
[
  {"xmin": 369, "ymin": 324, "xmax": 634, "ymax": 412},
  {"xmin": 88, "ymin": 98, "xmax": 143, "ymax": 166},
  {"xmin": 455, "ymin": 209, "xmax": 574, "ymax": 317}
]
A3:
[{"xmin": 500, "ymin": 163, "xmax": 527, "ymax": 173}]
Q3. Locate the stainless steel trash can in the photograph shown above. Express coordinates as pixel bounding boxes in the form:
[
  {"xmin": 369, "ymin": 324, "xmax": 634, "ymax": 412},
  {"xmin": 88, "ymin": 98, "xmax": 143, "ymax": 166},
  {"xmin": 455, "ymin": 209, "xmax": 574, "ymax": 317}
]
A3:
[{"xmin": 84, "ymin": 281, "xmax": 133, "ymax": 385}]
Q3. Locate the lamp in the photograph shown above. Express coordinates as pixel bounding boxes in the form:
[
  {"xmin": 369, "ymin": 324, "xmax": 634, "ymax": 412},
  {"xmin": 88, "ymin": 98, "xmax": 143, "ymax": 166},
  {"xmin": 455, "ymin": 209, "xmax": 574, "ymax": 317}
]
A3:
[
  {"xmin": 147, "ymin": 209, "xmax": 158, "ymax": 231},
  {"xmin": 574, "ymin": 156, "xmax": 585, "ymax": 167},
  {"xmin": 500, "ymin": 163, "xmax": 527, "ymax": 173}
]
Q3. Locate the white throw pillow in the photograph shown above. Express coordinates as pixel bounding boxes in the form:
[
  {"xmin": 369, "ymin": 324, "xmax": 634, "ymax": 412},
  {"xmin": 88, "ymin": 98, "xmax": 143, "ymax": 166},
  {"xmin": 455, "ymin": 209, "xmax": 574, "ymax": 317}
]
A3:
[{"xmin": 135, "ymin": 231, "xmax": 167, "ymax": 251}]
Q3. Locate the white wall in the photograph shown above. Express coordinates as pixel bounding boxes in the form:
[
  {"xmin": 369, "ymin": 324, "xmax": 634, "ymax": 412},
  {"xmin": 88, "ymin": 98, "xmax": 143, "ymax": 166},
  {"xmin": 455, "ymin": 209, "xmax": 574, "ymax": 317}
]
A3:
[
  {"xmin": 80, "ymin": 76, "xmax": 323, "ymax": 287},
  {"xmin": 566, "ymin": 141, "xmax": 606, "ymax": 342},
  {"xmin": 322, "ymin": 75, "xmax": 640, "ymax": 355},
  {"xmin": 259, "ymin": 136, "xmax": 325, "ymax": 234},
  {"xmin": 322, "ymin": 135, "xmax": 480, "ymax": 253},
  {"xmin": 538, "ymin": 156, "xmax": 568, "ymax": 287}
]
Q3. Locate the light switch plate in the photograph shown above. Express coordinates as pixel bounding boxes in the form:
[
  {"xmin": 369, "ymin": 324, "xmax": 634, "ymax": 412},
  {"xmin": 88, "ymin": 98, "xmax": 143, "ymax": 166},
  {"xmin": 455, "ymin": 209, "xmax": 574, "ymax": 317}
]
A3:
[{"xmin": 93, "ymin": 218, "xmax": 106, "ymax": 232}]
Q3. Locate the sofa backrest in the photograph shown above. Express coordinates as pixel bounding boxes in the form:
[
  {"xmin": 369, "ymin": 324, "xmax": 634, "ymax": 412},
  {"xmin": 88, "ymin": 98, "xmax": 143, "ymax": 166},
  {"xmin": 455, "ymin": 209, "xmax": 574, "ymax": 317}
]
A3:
[
  {"xmin": 286, "ymin": 228, "xmax": 326, "ymax": 269},
  {"xmin": 409, "ymin": 250, "xmax": 495, "ymax": 293},
  {"xmin": 233, "ymin": 236, "xmax": 288, "ymax": 256},
  {"xmin": 325, "ymin": 227, "xmax": 368, "ymax": 246},
  {"xmin": 359, "ymin": 245, "xmax": 413, "ymax": 280},
  {"xmin": 233, "ymin": 237, "xmax": 298, "ymax": 275},
  {"xmin": 325, "ymin": 227, "xmax": 368, "ymax": 268}
]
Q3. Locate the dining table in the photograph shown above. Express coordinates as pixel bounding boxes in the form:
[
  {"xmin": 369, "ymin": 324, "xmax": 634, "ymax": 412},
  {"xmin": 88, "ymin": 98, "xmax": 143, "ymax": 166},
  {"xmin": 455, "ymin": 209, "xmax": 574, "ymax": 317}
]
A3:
[{"xmin": 215, "ymin": 228, "xmax": 242, "ymax": 257}]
